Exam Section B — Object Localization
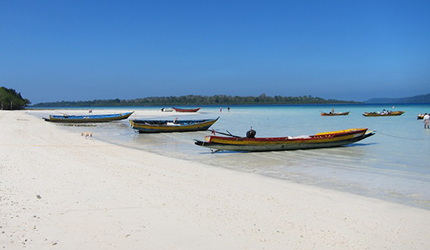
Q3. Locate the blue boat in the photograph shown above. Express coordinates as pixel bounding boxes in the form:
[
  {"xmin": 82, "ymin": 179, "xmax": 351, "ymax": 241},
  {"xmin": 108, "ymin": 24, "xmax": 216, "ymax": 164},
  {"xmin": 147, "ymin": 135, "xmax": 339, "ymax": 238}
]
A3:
[{"xmin": 43, "ymin": 111, "xmax": 134, "ymax": 123}]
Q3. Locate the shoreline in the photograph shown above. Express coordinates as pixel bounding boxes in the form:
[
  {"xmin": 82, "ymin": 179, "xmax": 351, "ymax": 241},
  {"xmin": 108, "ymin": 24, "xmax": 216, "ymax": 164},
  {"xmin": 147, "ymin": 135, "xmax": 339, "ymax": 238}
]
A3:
[
  {"xmin": 1, "ymin": 110, "xmax": 430, "ymax": 249},
  {"xmin": 30, "ymin": 107, "xmax": 430, "ymax": 211}
]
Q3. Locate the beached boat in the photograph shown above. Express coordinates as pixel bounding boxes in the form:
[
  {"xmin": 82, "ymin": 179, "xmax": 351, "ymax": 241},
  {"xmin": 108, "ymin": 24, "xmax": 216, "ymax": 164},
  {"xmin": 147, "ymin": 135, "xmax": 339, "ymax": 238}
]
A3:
[
  {"xmin": 363, "ymin": 111, "xmax": 405, "ymax": 117},
  {"xmin": 43, "ymin": 111, "xmax": 134, "ymax": 123},
  {"xmin": 417, "ymin": 114, "xmax": 425, "ymax": 119},
  {"xmin": 130, "ymin": 117, "xmax": 219, "ymax": 133},
  {"xmin": 195, "ymin": 128, "xmax": 374, "ymax": 152},
  {"xmin": 321, "ymin": 111, "xmax": 350, "ymax": 116},
  {"xmin": 172, "ymin": 107, "xmax": 201, "ymax": 112}
]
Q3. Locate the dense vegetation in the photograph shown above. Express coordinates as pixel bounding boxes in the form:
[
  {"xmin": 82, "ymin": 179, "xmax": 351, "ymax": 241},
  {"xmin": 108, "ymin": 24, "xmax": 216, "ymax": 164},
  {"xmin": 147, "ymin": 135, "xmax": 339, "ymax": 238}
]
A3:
[
  {"xmin": 33, "ymin": 94, "xmax": 358, "ymax": 107},
  {"xmin": 365, "ymin": 93, "xmax": 430, "ymax": 104},
  {"xmin": 0, "ymin": 87, "xmax": 31, "ymax": 110}
]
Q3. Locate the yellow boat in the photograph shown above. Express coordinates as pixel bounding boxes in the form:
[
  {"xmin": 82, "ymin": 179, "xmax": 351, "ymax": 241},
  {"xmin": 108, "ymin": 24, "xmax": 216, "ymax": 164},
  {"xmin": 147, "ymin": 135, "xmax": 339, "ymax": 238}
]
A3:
[
  {"xmin": 363, "ymin": 111, "xmax": 405, "ymax": 117},
  {"xmin": 195, "ymin": 128, "xmax": 374, "ymax": 152},
  {"xmin": 130, "ymin": 117, "xmax": 219, "ymax": 133}
]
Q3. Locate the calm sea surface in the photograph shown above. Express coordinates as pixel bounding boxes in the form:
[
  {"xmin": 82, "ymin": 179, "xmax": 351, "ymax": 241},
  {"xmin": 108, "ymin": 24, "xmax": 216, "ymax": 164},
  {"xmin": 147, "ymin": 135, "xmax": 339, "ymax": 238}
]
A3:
[{"xmin": 29, "ymin": 104, "xmax": 430, "ymax": 209}]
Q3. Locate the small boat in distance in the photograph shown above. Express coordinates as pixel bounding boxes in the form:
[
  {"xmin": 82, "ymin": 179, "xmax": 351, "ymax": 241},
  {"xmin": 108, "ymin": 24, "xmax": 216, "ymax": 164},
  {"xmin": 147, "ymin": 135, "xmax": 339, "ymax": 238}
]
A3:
[
  {"xmin": 172, "ymin": 107, "xmax": 201, "ymax": 112},
  {"xmin": 363, "ymin": 110, "xmax": 405, "ymax": 117},
  {"xmin": 321, "ymin": 111, "xmax": 350, "ymax": 116},
  {"xmin": 195, "ymin": 128, "xmax": 374, "ymax": 152},
  {"xmin": 161, "ymin": 108, "xmax": 174, "ymax": 112},
  {"xmin": 43, "ymin": 111, "xmax": 134, "ymax": 123},
  {"xmin": 130, "ymin": 117, "xmax": 219, "ymax": 133}
]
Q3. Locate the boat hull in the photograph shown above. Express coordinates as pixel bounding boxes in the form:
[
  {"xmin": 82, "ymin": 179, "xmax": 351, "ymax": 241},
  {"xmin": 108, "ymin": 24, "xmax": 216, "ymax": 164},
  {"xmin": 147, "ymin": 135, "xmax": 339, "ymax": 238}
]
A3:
[
  {"xmin": 43, "ymin": 112, "xmax": 134, "ymax": 123},
  {"xmin": 195, "ymin": 128, "xmax": 374, "ymax": 152},
  {"xmin": 172, "ymin": 107, "xmax": 201, "ymax": 112},
  {"xmin": 130, "ymin": 117, "xmax": 219, "ymax": 133}
]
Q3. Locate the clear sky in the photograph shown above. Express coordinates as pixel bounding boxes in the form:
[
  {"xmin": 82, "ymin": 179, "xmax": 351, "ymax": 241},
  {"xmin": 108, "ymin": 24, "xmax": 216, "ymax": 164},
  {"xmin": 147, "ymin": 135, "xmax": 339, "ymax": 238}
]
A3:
[{"xmin": 1, "ymin": 0, "xmax": 429, "ymax": 104}]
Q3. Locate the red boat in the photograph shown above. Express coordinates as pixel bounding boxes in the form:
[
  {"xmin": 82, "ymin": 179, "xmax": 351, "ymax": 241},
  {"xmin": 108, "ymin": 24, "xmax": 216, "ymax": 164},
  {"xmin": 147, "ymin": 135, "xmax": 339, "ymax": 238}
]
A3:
[{"xmin": 172, "ymin": 107, "xmax": 201, "ymax": 112}]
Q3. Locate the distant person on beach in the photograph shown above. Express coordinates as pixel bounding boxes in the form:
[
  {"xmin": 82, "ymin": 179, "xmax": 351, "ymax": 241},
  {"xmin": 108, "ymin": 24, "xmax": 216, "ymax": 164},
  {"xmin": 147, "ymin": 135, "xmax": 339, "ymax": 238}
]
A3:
[{"xmin": 423, "ymin": 113, "xmax": 430, "ymax": 129}]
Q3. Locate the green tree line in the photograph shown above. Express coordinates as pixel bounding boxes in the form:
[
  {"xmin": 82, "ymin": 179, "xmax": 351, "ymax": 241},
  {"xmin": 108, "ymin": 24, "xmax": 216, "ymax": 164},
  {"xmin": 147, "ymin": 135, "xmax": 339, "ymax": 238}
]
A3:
[
  {"xmin": 0, "ymin": 87, "xmax": 31, "ymax": 110},
  {"xmin": 33, "ymin": 94, "xmax": 358, "ymax": 107}
]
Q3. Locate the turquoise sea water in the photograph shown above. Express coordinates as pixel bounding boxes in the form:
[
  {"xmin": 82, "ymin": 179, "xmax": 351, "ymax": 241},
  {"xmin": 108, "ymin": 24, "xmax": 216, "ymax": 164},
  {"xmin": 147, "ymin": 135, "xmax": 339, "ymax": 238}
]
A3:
[{"xmin": 30, "ymin": 104, "xmax": 430, "ymax": 209}]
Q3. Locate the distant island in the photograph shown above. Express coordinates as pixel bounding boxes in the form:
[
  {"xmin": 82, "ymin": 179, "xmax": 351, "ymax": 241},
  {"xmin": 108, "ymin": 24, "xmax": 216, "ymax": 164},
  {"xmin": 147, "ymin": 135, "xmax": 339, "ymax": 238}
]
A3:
[
  {"xmin": 365, "ymin": 93, "xmax": 430, "ymax": 104},
  {"xmin": 10, "ymin": 91, "xmax": 430, "ymax": 108},
  {"xmin": 0, "ymin": 87, "xmax": 31, "ymax": 110},
  {"xmin": 32, "ymin": 94, "xmax": 359, "ymax": 107}
]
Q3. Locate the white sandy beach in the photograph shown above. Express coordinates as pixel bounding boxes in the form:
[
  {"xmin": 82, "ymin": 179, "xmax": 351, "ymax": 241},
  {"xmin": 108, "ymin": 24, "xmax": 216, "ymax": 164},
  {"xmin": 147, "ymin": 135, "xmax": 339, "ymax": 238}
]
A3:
[{"xmin": 1, "ymin": 110, "xmax": 430, "ymax": 250}]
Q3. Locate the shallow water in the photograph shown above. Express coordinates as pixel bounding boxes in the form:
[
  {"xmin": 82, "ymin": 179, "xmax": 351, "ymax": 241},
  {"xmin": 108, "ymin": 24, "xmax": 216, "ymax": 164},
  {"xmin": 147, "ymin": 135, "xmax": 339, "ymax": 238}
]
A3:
[{"xmin": 30, "ymin": 104, "xmax": 430, "ymax": 209}]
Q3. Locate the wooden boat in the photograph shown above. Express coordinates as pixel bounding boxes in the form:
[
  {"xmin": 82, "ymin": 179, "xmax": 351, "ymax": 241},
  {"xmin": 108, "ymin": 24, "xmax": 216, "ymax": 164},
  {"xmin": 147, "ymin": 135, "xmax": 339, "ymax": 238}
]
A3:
[
  {"xmin": 417, "ymin": 114, "xmax": 425, "ymax": 120},
  {"xmin": 43, "ymin": 111, "xmax": 134, "ymax": 123},
  {"xmin": 130, "ymin": 117, "xmax": 219, "ymax": 133},
  {"xmin": 363, "ymin": 111, "xmax": 405, "ymax": 117},
  {"xmin": 321, "ymin": 111, "xmax": 350, "ymax": 116},
  {"xmin": 172, "ymin": 107, "xmax": 201, "ymax": 112},
  {"xmin": 195, "ymin": 128, "xmax": 374, "ymax": 152}
]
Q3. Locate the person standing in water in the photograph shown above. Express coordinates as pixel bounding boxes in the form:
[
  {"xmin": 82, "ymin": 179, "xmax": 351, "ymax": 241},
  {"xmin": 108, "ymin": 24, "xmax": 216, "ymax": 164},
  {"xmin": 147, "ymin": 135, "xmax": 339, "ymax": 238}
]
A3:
[{"xmin": 423, "ymin": 113, "xmax": 430, "ymax": 129}]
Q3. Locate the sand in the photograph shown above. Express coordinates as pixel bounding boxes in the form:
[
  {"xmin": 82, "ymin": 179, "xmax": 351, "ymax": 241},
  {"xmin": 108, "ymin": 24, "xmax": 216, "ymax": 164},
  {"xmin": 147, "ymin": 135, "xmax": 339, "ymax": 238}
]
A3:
[{"xmin": 1, "ymin": 110, "xmax": 430, "ymax": 250}]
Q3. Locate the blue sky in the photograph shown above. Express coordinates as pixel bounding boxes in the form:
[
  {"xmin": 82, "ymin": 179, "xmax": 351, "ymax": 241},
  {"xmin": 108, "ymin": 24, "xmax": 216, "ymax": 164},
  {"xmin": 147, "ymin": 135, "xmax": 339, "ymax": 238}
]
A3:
[{"xmin": 1, "ymin": 0, "xmax": 429, "ymax": 104}]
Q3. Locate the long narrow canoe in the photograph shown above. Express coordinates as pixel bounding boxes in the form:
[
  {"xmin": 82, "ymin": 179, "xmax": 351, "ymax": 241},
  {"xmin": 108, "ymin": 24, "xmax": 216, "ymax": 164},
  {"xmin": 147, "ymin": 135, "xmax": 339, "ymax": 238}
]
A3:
[
  {"xmin": 130, "ymin": 117, "xmax": 219, "ymax": 133},
  {"xmin": 321, "ymin": 111, "xmax": 350, "ymax": 116},
  {"xmin": 172, "ymin": 107, "xmax": 201, "ymax": 112},
  {"xmin": 43, "ymin": 111, "xmax": 134, "ymax": 123},
  {"xmin": 195, "ymin": 128, "xmax": 374, "ymax": 152},
  {"xmin": 363, "ymin": 111, "xmax": 405, "ymax": 117}
]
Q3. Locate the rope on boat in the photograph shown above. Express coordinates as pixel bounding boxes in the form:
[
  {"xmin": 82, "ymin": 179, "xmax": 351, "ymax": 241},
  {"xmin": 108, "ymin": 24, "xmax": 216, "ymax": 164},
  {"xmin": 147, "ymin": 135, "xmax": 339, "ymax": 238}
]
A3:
[{"xmin": 375, "ymin": 130, "xmax": 425, "ymax": 140}]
